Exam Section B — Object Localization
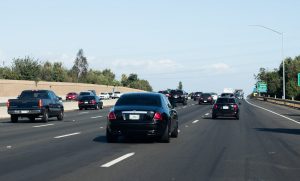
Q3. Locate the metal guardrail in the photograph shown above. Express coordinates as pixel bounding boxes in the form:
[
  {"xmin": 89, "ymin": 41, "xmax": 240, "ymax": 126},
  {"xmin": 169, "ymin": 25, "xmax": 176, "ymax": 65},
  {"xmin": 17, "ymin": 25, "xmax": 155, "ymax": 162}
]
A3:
[{"xmin": 256, "ymin": 96, "xmax": 300, "ymax": 109}]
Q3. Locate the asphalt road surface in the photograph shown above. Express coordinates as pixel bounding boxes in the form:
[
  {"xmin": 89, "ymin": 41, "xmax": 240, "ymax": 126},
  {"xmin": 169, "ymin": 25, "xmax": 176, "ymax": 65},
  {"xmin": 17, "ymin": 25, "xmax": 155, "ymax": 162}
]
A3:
[{"xmin": 1, "ymin": 99, "xmax": 300, "ymax": 181}]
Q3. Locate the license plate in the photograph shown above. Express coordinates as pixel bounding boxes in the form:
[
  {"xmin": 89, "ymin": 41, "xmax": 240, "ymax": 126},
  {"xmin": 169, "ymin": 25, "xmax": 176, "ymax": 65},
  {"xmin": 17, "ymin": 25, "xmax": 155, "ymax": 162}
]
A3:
[
  {"xmin": 129, "ymin": 114, "xmax": 140, "ymax": 120},
  {"xmin": 21, "ymin": 110, "xmax": 29, "ymax": 114},
  {"xmin": 223, "ymin": 106, "xmax": 229, "ymax": 109},
  {"xmin": 84, "ymin": 101, "xmax": 88, "ymax": 104}
]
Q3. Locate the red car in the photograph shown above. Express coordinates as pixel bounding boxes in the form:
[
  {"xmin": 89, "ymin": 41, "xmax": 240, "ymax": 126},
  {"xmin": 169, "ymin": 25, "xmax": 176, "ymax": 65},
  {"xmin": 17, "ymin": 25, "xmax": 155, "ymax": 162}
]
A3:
[{"xmin": 66, "ymin": 92, "xmax": 78, "ymax": 101}]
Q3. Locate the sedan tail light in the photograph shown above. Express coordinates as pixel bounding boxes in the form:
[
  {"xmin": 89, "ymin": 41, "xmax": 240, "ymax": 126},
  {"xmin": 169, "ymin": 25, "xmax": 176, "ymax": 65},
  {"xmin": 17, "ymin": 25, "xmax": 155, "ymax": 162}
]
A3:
[
  {"xmin": 233, "ymin": 104, "xmax": 238, "ymax": 111},
  {"xmin": 38, "ymin": 99, "xmax": 43, "ymax": 108},
  {"xmin": 6, "ymin": 101, "xmax": 10, "ymax": 108},
  {"xmin": 91, "ymin": 100, "xmax": 96, "ymax": 104},
  {"xmin": 213, "ymin": 104, "xmax": 218, "ymax": 109},
  {"xmin": 108, "ymin": 112, "xmax": 117, "ymax": 120},
  {"xmin": 153, "ymin": 112, "xmax": 163, "ymax": 121},
  {"xmin": 208, "ymin": 97, "xmax": 212, "ymax": 100},
  {"xmin": 78, "ymin": 101, "xmax": 83, "ymax": 105}
]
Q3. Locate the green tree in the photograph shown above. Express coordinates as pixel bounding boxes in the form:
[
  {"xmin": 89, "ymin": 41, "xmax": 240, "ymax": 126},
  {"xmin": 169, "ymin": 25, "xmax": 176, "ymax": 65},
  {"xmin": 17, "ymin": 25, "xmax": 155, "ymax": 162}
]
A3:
[
  {"xmin": 71, "ymin": 49, "xmax": 88, "ymax": 82},
  {"xmin": 178, "ymin": 81, "xmax": 183, "ymax": 90},
  {"xmin": 12, "ymin": 56, "xmax": 41, "ymax": 80},
  {"xmin": 121, "ymin": 74, "xmax": 128, "ymax": 86}
]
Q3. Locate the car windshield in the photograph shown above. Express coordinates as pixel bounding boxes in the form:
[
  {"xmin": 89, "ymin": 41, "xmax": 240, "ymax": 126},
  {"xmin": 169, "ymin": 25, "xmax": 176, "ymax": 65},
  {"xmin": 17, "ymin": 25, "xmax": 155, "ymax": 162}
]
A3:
[{"xmin": 116, "ymin": 94, "xmax": 161, "ymax": 107}]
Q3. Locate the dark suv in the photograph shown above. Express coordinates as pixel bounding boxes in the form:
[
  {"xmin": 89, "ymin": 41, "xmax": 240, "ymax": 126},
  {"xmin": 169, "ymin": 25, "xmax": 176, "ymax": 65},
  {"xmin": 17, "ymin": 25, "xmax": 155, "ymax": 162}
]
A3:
[{"xmin": 170, "ymin": 89, "xmax": 188, "ymax": 105}]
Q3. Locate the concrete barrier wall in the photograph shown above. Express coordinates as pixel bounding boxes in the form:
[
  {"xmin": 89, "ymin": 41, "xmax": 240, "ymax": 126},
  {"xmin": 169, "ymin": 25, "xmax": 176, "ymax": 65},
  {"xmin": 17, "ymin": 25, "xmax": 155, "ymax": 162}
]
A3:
[{"xmin": 0, "ymin": 79, "xmax": 145, "ymax": 97}]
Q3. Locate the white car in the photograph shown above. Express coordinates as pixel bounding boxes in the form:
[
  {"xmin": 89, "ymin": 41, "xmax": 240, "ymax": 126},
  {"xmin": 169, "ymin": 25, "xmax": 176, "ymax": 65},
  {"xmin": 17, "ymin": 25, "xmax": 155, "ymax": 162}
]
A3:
[
  {"xmin": 99, "ymin": 92, "xmax": 110, "ymax": 99},
  {"xmin": 112, "ymin": 91, "xmax": 122, "ymax": 99}
]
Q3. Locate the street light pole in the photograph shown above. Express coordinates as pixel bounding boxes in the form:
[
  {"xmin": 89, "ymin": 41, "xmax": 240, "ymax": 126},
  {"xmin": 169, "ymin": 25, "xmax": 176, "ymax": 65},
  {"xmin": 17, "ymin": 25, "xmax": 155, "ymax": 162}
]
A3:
[{"xmin": 250, "ymin": 25, "xmax": 285, "ymax": 99}]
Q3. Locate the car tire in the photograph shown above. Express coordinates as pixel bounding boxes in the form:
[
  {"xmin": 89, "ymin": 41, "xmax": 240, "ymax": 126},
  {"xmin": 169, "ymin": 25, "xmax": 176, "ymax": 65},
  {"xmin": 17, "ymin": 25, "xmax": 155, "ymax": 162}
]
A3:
[
  {"xmin": 57, "ymin": 110, "xmax": 64, "ymax": 121},
  {"xmin": 11, "ymin": 115, "xmax": 18, "ymax": 123},
  {"xmin": 160, "ymin": 126, "xmax": 170, "ymax": 143},
  {"xmin": 42, "ymin": 110, "xmax": 49, "ymax": 123},
  {"xmin": 171, "ymin": 122, "xmax": 178, "ymax": 138},
  {"xmin": 100, "ymin": 104, "xmax": 103, "ymax": 109},
  {"xmin": 212, "ymin": 114, "xmax": 217, "ymax": 119},
  {"xmin": 29, "ymin": 116, "xmax": 35, "ymax": 122},
  {"xmin": 236, "ymin": 114, "xmax": 240, "ymax": 120},
  {"xmin": 106, "ymin": 129, "xmax": 117, "ymax": 143},
  {"xmin": 95, "ymin": 104, "xmax": 99, "ymax": 110}
]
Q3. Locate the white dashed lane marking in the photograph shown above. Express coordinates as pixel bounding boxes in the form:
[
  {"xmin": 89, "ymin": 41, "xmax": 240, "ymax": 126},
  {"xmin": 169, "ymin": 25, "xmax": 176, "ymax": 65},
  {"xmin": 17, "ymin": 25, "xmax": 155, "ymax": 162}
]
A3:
[
  {"xmin": 91, "ymin": 116, "xmax": 103, "ymax": 119},
  {"xmin": 101, "ymin": 153, "xmax": 135, "ymax": 168},
  {"xmin": 33, "ymin": 124, "xmax": 54, "ymax": 128},
  {"xmin": 54, "ymin": 132, "xmax": 81, "ymax": 139},
  {"xmin": 192, "ymin": 120, "xmax": 199, "ymax": 124}
]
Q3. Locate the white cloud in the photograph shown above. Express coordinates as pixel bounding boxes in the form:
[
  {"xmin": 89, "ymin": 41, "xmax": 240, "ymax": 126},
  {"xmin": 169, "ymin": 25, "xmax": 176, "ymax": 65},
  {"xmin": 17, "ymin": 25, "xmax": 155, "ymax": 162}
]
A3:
[{"xmin": 210, "ymin": 63, "xmax": 232, "ymax": 73}]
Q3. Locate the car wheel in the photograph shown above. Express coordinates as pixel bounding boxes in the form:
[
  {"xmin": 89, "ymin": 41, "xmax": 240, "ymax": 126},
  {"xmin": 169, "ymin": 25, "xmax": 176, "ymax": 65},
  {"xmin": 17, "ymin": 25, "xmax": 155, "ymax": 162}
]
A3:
[
  {"xmin": 106, "ymin": 129, "xmax": 117, "ymax": 143},
  {"xmin": 29, "ymin": 116, "xmax": 35, "ymax": 122},
  {"xmin": 11, "ymin": 115, "xmax": 18, "ymax": 123},
  {"xmin": 171, "ymin": 122, "xmax": 178, "ymax": 138},
  {"xmin": 160, "ymin": 126, "xmax": 170, "ymax": 143},
  {"xmin": 100, "ymin": 104, "xmax": 103, "ymax": 109},
  {"xmin": 57, "ymin": 110, "xmax": 64, "ymax": 121},
  {"xmin": 42, "ymin": 110, "xmax": 49, "ymax": 123},
  {"xmin": 236, "ymin": 114, "xmax": 239, "ymax": 120},
  {"xmin": 212, "ymin": 114, "xmax": 217, "ymax": 119}
]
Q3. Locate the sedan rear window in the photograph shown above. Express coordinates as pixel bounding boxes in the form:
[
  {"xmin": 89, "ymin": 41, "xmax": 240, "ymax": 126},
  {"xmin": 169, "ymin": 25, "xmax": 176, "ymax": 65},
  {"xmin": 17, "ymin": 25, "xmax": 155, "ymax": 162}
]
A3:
[
  {"xmin": 116, "ymin": 94, "xmax": 161, "ymax": 107},
  {"xmin": 217, "ymin": 98, "xmax": 236, "ymax": 104},
  {"xmin": 79, "ymin": 96, "xmax": 96, "ymax": 101}
]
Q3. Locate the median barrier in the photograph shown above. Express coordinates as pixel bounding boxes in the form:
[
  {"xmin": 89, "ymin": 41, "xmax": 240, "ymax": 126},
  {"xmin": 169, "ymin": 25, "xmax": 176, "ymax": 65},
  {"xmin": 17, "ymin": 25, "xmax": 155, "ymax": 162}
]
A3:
[{"xmin": 255, "ymin": 96, "xmax": 300, "ymax": 109}]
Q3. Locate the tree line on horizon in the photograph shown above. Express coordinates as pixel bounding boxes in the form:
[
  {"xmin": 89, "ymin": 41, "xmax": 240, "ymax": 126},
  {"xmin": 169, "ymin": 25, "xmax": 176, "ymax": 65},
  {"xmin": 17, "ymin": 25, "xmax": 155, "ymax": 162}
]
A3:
[
  {"xmin": 255, "ymin": 55, "xmax": 300, "ymax": 100},
  {"xmin": 0, "ymin": 49, "xmax": 153, "ymax": 92}
]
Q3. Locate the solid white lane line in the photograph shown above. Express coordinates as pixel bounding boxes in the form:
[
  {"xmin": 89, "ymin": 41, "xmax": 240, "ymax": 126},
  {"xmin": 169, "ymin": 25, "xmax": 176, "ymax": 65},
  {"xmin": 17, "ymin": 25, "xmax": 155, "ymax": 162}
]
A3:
[
  {"xmin": 91, "ymin": 116, "xmax": 103, "ymax": 119},
  {"xmin": 245, "ymin": 99, "xmax": 300, "ymax": 125},
  {"xmin": 205, "ymin": 113, "xmax": 209, "ymax": 116},
  {"xmin": 54, "ymin": 132, "xmax": 81, "ymax": 139},
  {"xmin": 33, "ymin": 124, "xmax": 54, "ymax": 128},
  {"xmin": 192, "ymin": 120, "xmax": 199, "ymax": 124},
  {"xmin": 101, "ymin": 153, "xmax": 135, "ymax": 168},
  {"xmin": 100, "ymin": 127, "xmax": 104, "ymax": 129}
]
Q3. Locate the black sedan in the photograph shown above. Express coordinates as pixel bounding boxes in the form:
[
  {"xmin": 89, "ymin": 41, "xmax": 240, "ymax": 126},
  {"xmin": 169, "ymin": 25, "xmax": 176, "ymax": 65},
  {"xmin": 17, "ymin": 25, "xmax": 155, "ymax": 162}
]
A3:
[
  {"xmin": 106, "ymin": 92, "xmax": 179, "ymax": 143},
  {"xmin": 199, "ymin": 93, "xmax": 214, "ymax": 104},
  {"xmin": 78, "ymin": 95, "xmax": 103, "ymax": 110},
  {"xmin": 212, "ymin": 97, "xmax": 240, "ymax": 120}
]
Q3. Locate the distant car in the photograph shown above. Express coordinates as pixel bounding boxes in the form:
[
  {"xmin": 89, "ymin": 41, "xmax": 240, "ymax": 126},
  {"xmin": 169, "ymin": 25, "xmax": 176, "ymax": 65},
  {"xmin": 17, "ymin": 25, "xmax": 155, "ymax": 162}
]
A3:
[
  {"xmin": 210, "ymin": 93, "xmax": 218, "ymax": 102},
  {"xmin": 106, "ymin": 92, "xmax": 179, "ymax": 143},
  {"xmin": 220, "ymin": 93, "xmax": 235, "ymax": 98},
  {"xmin": 99, "ymin": 92, "xmax": 110, "ymax": 99},
  {"xmin": 212, "ymin": 97, "xmax": 240, "ymax": 120},
  {"xmin": 78, "ymin": 95, "xmax": 103, "ymax": 110},
  {"xmin": 170, "ymin": 89, "xmax": 188, "ymax": 105},
  {"xmin": 198, "ymin": 93, "xmax": 214, "ymax": 104},
  {"xmin": 112, "ymin": 91, "xmax": 122, "ymax": 99},
  {"xmin": 158, "ymin": 90, "xmax": 171, "ymax": 98},
  {"xmin": 88, "ymin": 90, "xmax": 97, "ymax": 96},
  {"xmin": 193, "ymin": 92, "xmax": 202, "ymax": 101},
  {"xmin": 108, "ymin": 92, "xmax": 113, "ymax": 99},
  {"xmin": 66, "ymin": 92, "xmax": 78, "ymax": 101},
  {"xmin": 78, "ymin": 91, "xmax": 94, "ymax": 100}
]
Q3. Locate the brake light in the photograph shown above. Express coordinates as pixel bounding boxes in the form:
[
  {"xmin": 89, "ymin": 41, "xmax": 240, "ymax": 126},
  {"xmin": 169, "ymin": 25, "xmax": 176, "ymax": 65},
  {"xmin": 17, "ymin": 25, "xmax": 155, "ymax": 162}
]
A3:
[
  {"xmin": 91, "ymin": 100, "xmax": 96, "ymax": 104},
  {"xmin": 233, "ymin": 104, "xmax": 238, "ymax": 111},
  {"xmin": 208, "ymin": 97, "xmax": 212, "ymax": 100},
  {"xmin": 108, "ymin": 112, "xmax": 117, "ymax": 120},
  {"xmin": 78, "ymin": 101, "xmax": 83, "ymax": 105},
  {"xmin": 153, "ymin": 112, "xmax": 163, "ymax": 121},
  {"xmin": 38, "ymin": 99, "xmax": 43, "ymax": 108},
  {"xmin": 213, "ymin": 104, "xmax": 218, "ymax": 109},
  {"xmin": 166, "ymin": 94, "xmax": 170, "ymax": 97},
  {"xmin": 6, "ymin": 101, "xmax": 10, "ymax": 108}
]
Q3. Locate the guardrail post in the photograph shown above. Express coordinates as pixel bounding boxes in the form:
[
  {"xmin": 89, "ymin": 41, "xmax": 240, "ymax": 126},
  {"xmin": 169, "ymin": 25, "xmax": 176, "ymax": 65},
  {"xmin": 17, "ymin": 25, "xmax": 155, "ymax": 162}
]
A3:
[
  {"xmin": 292, "ymin": 97, "xmax": 294, "ymax": 101},
  {"xmin": 275, "ymin": 95, "xmax": 277, "ymax": 99}
]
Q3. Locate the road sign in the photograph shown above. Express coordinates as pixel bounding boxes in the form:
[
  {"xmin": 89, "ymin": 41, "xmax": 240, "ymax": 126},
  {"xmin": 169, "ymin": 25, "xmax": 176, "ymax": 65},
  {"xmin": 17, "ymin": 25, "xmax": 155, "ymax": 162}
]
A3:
[
  {"xmin": 257, "ymin": 82, "xmax": 267, "ymax": 93},
  {"xmin": 298, "ymin": 73, "xmax": 300, "ymax": 86}
]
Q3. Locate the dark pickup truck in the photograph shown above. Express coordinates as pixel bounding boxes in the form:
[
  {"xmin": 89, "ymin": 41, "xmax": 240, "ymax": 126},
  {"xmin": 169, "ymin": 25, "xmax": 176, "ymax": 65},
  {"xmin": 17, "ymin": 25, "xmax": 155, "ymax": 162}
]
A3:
[{"xmin": 7, "ymin": 90, "xmax": 64, "ymax": 123}]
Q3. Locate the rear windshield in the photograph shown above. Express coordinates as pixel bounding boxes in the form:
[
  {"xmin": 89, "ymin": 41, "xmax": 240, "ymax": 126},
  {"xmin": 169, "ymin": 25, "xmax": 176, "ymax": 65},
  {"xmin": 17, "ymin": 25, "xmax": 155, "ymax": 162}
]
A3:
[
  {"xmin": 171, "ymin": 90, "xmax": 183, "ymax": 94},
  {"xmin": 217, "ymin": 98, "xmax": 236, "ymax": 104},
  {"xmin": 79, "ymin": 96, "xmax": 96, "ymax": 101},
  {"xmin": 116, "ymin": 94, "xmax": 161, "ymax": 107},
  {"xmin": 79, "ymin": 92, "xmax": 91, "ymax": 96},
  {"xmin": 114, "ymin": 91, "xmax": 121, "ymax": 94},
  {"xmin": 19, "ymin": 91, "xmax": 49, "ymax": 99},
  {"xmin": 202, "ymin": 93, "xmax": 211, "ymax": 98}
]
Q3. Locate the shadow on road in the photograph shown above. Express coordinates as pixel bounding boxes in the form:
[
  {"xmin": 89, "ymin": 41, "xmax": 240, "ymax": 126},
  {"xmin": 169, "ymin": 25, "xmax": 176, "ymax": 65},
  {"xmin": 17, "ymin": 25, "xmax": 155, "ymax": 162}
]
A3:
[
  {"xmin": 93, "ymin": 135, "xmax": 155, "ymax": 144},
  {"xmin": 255, "ymin": 128, "xmax": 300, "ymax": 135}
]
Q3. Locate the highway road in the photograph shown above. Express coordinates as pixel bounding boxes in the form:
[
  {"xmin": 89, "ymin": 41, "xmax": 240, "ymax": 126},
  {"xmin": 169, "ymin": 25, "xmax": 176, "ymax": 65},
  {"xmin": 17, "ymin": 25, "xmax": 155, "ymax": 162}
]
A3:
[{"xmin": 1, "ymin": 99, "xmax": 300, "ymax": 181}]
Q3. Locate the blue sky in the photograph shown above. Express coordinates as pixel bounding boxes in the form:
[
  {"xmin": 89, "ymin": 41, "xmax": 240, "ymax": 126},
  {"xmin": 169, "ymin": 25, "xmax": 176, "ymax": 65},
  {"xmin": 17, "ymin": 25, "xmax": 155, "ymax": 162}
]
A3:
[{"xmin": 1, "ymin": 0, "xmax": 300, "ymax": 94}]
